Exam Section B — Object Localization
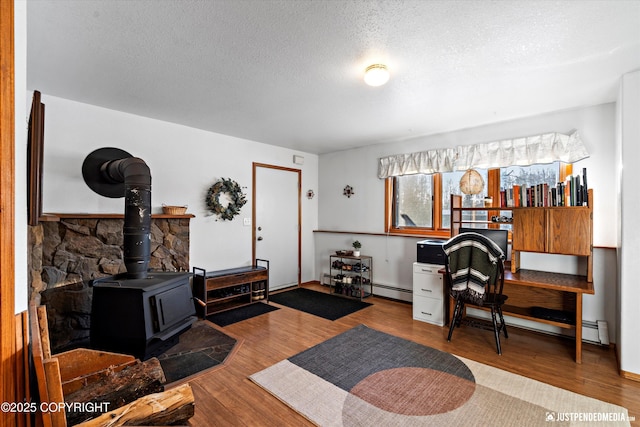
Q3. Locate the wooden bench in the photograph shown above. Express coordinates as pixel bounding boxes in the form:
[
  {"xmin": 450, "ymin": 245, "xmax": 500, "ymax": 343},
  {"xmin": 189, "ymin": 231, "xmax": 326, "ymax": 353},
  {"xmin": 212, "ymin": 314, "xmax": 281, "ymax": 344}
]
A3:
[{"xmin": 192, "ymin": 259, "xmax": 269, "ymax": 317}]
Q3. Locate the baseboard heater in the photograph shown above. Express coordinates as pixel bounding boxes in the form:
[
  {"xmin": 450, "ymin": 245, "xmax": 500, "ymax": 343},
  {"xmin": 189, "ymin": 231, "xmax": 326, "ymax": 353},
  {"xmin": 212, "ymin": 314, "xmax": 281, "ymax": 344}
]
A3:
[
  {"xmin": 372, "ymin": 283, "xmax": 412, "ymax": 294},
  {"xmin": 583, "ymin": 320, "xmax": 610, "ymax": 345},
  {"xmin": 321, "ymin": 275, "xmax": 412, "ymax": 295}
]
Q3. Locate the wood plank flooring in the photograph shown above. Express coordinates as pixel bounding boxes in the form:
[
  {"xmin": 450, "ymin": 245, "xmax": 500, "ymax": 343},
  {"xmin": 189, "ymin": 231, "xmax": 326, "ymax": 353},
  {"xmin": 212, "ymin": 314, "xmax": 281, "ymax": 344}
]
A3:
[{"xmin": 186, "ymin": 283, "xmax": 640, "ymax": 426}]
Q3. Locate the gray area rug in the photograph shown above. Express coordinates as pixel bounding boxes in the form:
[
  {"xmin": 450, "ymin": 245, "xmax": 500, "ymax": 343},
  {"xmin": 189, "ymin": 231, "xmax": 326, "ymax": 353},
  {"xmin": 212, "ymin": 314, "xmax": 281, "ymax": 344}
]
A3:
[{"xmin": 251, "ymin": 325, "xmax": 631, "ymax": 426}]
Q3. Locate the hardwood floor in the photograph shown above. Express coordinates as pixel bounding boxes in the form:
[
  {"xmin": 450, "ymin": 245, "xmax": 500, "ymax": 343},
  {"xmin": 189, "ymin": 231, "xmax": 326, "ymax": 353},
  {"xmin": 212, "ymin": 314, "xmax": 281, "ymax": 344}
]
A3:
[{"xmin": 186, "ymin": 283, "xmax": 640, "ymax": 426}]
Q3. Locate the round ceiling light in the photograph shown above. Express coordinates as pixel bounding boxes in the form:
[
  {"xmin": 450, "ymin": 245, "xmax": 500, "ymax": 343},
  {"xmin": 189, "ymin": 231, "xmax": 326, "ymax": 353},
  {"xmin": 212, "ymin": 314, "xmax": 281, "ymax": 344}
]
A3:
[{"xmin": 364, "ymin": 64, "xmax": 390, "ymax": 87}]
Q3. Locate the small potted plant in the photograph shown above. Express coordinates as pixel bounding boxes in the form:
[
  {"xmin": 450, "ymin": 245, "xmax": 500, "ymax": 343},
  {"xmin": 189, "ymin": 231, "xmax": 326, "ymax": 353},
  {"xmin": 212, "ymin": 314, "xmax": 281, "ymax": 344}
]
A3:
[{"xmin": 352, "ymin": 240, "xmax": 362, "ymax": 257}]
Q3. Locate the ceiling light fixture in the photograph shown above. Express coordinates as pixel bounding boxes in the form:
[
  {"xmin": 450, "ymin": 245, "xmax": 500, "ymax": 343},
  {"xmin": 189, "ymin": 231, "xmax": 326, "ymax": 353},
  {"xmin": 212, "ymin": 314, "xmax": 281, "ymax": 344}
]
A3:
[{"xmin": 364, "ymin": 64, "xmax": 389, "ymax": 87}]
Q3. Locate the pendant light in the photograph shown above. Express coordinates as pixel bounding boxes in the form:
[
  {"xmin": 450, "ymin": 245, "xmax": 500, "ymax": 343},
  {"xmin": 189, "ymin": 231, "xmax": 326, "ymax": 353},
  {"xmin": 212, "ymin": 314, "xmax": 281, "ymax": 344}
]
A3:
[{"xmin": 459, "ymin": 169, "xmax": 484, "ymax": 195}]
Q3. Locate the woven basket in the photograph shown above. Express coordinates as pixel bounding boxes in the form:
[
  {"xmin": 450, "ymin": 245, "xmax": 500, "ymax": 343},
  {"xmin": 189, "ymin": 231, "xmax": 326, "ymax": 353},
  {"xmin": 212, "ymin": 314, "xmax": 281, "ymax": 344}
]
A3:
[{"xmin": 162, "ymin": 205, "xmax": 187, "ymax": 215}]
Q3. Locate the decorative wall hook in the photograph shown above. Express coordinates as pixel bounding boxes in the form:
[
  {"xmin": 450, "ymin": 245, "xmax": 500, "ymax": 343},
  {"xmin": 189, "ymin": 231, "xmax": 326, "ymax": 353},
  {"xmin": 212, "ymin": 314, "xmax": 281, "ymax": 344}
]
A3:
[
  {"xmin": 343, "ymin": 185, "xmax": 354, "ymax": 198},
  {"xmin": 307, "ymin": 189, "xmax": 315, "ymax": 199}
]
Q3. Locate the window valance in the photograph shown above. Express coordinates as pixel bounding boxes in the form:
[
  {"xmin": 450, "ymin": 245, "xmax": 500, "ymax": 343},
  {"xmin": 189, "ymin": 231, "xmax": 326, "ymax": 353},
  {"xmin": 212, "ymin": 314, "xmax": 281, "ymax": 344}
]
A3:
[{"xmin": 377, "ymin": 131, "xmax": 589, "ymax": 179}]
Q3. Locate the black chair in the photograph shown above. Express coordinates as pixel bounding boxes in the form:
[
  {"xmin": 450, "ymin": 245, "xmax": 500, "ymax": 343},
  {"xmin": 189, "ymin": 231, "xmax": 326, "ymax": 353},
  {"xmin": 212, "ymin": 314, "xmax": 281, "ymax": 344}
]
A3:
[{"xmin": 444, "ymin": 232, "xmax": 508, "ymax": 355}]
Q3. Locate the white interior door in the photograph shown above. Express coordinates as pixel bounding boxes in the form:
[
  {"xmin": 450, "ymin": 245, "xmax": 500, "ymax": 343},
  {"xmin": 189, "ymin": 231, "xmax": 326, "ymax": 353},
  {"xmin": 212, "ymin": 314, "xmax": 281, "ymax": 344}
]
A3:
[{"xmin": 254, "ymin": 164, "xmax": 300, "ymax": 291}]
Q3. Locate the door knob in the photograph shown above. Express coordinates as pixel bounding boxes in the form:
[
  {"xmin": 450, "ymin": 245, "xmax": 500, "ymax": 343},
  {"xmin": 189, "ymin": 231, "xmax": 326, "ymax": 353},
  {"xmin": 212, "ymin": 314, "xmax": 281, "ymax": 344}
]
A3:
[
  {"xmin": 257, "ymin": 236, "xmax": 263, "ymax": 241},
  {"xmin": 258, "ymin": 226, "xmax": 262, "ymax": 231}
]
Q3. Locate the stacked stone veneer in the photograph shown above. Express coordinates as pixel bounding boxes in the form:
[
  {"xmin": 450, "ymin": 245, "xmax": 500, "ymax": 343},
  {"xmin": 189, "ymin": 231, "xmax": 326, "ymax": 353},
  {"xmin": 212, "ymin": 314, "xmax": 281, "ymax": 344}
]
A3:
[{"xmin": 28, "ymin": 216, "xmax": 191, "ymax": 352}]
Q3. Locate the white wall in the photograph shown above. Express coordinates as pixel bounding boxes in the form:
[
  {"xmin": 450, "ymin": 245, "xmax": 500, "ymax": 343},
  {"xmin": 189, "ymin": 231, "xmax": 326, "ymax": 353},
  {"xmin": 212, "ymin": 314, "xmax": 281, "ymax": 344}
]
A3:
[
  {"xmin": 37, "ymin": 95, "xmax": 319, "ymax": 282},
  {"xmin": 316, "ymin": 103, "xmax": 619, "ymax": 337},
  {"xmin": 14, "ymin": 0, "xmax": 28, "ymax": 313},
  {"xmin": 619, "ymin": 70, "xmax": 640, "ymax": 376}
]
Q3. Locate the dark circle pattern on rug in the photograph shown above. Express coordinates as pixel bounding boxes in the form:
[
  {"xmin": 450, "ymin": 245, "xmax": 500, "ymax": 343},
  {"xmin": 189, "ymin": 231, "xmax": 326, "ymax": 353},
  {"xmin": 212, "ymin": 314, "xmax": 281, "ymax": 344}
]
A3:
[{"xmin": 349, "ymin": 366, "xmax": 476, "ymax": 416}]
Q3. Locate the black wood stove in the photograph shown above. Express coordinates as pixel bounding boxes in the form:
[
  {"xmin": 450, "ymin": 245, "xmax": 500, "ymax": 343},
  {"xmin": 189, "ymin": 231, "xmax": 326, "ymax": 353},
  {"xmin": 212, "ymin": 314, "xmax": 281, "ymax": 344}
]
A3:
[
  {"xmin": 91, "ymin": 272, "xmax": 196, "ymax": 360},
  {"xmin": 83, "ymin": 147, "xmax": 196, "ymax": 360}
]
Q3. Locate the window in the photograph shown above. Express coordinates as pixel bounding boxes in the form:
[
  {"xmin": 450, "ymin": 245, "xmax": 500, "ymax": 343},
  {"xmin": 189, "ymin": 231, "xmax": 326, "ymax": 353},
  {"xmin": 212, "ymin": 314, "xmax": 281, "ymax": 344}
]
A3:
[
  {"xmin": 385, "ymin": 162, "xmax": 568, "ymax": 237},
  {"xmin": 393, "ymin": 174, "xmax": 433, "ymax": 229}
]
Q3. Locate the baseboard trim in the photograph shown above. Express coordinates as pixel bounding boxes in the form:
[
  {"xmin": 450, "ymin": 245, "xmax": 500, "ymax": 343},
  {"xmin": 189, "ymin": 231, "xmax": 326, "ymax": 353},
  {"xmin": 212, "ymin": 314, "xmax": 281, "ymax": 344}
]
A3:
[{"xmin": 620, "ymin": 369, "xmax": 640, "ymax": 382}]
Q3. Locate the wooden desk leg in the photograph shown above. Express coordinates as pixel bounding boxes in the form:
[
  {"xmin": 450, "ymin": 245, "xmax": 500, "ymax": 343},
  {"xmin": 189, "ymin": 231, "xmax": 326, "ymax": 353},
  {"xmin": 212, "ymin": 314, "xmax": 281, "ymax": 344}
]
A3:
[{"xmin": 575, "ymin": 294, "xmax": 583, "ymax": 364}]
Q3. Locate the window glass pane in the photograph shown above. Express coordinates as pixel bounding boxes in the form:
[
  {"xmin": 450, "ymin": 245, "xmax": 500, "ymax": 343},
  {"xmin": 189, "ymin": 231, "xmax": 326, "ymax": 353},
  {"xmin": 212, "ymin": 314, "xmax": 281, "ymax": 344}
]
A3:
[
  {"xmin": 500, "ymin": 162, "xmax": 561, "ymax": 207},
  {"xmin": 501, "ymin": 162, "xmax": 560, "ymax": 189},
  {"xmin": 395, "ymin": 174, "xmax": 432, "ymax": 228},
  {"xmin": 441, "ymin": 169, "xmax": 488, "ymax": 228}
]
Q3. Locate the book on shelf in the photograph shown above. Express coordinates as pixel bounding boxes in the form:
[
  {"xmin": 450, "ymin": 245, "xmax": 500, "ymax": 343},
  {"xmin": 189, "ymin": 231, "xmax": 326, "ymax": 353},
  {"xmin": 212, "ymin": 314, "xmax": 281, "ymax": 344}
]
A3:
[
  {"xmin": 584, "ymin": 173, "xmax": 589, "ymax": 204},
  {"xmin": 501, "ymin": 168, "xmax": 589, "ymax": 208}
]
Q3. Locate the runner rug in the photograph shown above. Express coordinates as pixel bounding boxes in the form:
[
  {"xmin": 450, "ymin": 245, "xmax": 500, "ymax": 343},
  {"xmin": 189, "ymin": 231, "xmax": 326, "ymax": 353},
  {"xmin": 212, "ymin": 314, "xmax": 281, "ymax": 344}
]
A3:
[
  {"xmin": 268, "ymin": 288, "xmax": 371, "ymax": 320},
  {"xmin": 250, "ymin": 324, "xmax": 630, "ymax": 426}
]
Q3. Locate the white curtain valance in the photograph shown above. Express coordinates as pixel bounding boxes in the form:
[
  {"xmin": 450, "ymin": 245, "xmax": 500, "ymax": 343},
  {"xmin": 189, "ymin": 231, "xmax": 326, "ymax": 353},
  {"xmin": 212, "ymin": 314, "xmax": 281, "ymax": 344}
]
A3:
[{"xmin": 377, "ymin": 131, "xmax": 589, "ymax": 179}]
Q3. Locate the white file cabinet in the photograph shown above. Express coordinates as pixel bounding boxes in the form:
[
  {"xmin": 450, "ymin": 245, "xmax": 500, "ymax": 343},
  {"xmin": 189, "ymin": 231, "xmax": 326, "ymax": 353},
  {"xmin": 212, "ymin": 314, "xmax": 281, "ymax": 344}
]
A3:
[{"xmin": 413, "ymin": 262, "xmax": 445, "ymax": 326}]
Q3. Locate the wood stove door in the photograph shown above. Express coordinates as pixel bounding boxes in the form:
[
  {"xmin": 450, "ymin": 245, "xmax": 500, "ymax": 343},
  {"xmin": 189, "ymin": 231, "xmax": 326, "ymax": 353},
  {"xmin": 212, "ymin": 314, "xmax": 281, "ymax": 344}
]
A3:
[
  {"xmin": 152, "ymin": 284, "xmax": 195, "ymax": 332},
  {"xmin": 253, "ymin": 164, "xmax": 300, "ymax": 291}
]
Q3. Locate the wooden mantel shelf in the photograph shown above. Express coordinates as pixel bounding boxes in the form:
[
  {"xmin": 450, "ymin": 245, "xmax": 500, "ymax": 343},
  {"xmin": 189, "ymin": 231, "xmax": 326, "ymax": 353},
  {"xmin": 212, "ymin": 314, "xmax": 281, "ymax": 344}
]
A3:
[{"xmin": 39, "ymin": 213, "xmax": 195, "ymax": 222}]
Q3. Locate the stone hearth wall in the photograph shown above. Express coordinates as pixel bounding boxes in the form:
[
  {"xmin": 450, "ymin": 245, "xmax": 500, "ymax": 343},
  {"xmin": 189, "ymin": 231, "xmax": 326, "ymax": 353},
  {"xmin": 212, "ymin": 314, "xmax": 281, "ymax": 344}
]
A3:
[{"xmin": 28, "ymin": 216, "xmax": 191, "ymax": 352}]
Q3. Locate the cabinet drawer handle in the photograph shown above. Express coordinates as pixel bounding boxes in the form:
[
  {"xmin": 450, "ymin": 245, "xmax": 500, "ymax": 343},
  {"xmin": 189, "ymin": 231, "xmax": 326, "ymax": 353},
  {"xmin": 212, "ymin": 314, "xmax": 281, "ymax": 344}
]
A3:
[
  {"xmin": 421, "ymin": 311, "xmax": 432, "ymax": 316},
  {"xmin": 420, "ymin": 288, "xmax": 432, "ymax": 292}
]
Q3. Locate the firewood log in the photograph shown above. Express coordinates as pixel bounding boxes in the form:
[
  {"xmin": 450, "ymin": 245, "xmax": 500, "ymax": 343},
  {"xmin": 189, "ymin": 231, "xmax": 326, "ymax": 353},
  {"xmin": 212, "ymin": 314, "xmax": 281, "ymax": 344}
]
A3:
[
  {"xmin": 73, "ymin": 383, "xmax": 195, "ymax": 427},
  {"xmin": 64, "ymin": 357, "xmax": 166, "ymax": 425}
]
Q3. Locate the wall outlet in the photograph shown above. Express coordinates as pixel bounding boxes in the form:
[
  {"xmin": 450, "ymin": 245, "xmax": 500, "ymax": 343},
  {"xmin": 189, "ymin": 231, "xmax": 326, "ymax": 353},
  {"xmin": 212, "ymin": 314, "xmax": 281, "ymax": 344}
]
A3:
[{"xmin": 243, "ymin": 218, "xmax": 251, "ymax": 226}]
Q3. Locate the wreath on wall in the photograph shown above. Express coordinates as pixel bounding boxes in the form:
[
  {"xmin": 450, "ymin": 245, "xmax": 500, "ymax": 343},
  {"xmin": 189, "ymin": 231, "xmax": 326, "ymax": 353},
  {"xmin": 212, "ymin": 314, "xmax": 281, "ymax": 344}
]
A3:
[{"xmin": 206, "ymin": 178, "xmax": 247, "ymax": 221}]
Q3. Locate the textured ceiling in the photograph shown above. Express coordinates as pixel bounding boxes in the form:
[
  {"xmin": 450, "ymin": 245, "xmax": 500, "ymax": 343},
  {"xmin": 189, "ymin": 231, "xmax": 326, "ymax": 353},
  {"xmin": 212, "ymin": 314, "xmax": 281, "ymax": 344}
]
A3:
[{"xmin": 27, "ymin": 0, "xmax": 640, "ymax": 154}]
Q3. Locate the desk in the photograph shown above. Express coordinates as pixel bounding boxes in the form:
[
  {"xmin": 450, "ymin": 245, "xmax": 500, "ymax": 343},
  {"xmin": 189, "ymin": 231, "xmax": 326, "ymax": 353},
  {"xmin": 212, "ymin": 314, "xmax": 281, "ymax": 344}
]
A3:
[{"xmin": 447, "ymin": 268, "xmax": 594, "ymax": 363}]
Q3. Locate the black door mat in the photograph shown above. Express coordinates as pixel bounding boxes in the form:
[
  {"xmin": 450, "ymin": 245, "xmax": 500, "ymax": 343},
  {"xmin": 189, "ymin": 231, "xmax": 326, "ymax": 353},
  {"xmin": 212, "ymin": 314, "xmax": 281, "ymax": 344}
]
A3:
[
  {"xmin": 269, "ymin": 288, "xmax": 372, "ymax": 321},
  {"xmin": 206, "ymin": 302, "xmax": 279, "ymax": 327}
]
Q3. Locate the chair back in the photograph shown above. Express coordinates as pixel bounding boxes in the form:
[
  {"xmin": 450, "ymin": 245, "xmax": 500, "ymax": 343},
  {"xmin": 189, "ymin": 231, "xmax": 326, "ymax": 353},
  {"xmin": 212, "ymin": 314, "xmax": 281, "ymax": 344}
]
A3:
[{"xmin": 443, "ymin": 232, "xmax": 506, "ymax": 305}]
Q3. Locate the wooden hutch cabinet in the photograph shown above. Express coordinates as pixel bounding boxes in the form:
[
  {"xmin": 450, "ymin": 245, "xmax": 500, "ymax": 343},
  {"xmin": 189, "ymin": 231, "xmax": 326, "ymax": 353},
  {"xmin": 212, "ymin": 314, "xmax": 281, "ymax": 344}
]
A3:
[{"xmin": 511, "ymin": 189, "xmax": 593, "ymax": 281}]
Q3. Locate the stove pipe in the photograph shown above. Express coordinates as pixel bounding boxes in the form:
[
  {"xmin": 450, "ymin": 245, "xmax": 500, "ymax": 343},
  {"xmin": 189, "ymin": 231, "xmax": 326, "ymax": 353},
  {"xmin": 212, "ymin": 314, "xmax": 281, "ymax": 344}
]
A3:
[{"xmin": 82, "ymin": 148, "xmax": 152, "ymax": 279}]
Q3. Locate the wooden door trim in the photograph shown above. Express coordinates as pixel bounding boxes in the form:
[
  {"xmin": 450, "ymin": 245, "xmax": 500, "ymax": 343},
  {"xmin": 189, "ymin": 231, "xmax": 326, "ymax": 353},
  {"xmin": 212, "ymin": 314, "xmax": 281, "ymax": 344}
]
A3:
[
  {"xmin": 252, "ymin": 163, "xmax": 302, "ymax": 286},
  {"xmin": 1, "ymin": 0, "xmax": 17, "ymax": 422}
]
